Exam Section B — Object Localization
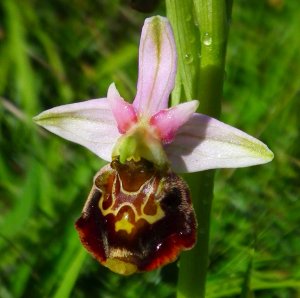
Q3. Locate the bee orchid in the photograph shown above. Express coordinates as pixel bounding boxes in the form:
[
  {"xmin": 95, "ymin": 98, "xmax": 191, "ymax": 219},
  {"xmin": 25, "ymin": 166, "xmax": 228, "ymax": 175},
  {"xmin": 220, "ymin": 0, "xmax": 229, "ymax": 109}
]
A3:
[{"xmin": 34, "ymin": 16, "xmax": 273, "ymax": 275}]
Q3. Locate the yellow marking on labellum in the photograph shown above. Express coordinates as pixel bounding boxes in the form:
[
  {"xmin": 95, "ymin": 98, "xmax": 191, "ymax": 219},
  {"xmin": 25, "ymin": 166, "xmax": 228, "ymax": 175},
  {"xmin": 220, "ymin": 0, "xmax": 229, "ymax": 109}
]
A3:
[
  {"xmin": 98, "ymin": 172, "xmax": 165, "ymax": 232},
  {"xmin": 105, "ymin": 258, "xmax": 137, "ymax": 275},
  {"xmin": 127, "ymin": 155, "xmax": 141, "ymax": 162},
  {"xmin": 117, "ymin": 172, "xmax": 153, "ymax": 196},
  {"xmin": 115, "ymin": 212, "xmax": 134, "ymax": 234}
]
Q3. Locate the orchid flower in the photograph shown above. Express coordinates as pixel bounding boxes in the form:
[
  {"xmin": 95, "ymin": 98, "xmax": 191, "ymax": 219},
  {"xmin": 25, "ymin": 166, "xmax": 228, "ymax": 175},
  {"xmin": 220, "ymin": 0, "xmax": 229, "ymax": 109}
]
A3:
[{"xmin": 34, "ymin": 16, "xmax": 273, "ymax": 275}]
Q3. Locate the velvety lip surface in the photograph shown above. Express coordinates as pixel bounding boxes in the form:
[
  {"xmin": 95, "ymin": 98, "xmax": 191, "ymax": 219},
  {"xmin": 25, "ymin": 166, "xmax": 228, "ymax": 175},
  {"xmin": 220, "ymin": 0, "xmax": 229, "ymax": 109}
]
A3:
[{"xmin": 75, "ymin": 158, "xmax": 197, "ymax": 275}]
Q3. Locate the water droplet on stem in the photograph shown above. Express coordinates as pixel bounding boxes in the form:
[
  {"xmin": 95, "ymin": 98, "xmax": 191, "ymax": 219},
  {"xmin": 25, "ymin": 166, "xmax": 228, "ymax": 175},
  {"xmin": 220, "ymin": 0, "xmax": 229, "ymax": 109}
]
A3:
[
  {"xmin": 185, "ymin": 15, "xmax": 192, "ymax": 22},
  {"xmin": 202, "ymin": 32, "xmax": 212, "ymax": 46},
  {"xmin": 184, "ymin": 54, "xmax": 193, "ymax": 64}
]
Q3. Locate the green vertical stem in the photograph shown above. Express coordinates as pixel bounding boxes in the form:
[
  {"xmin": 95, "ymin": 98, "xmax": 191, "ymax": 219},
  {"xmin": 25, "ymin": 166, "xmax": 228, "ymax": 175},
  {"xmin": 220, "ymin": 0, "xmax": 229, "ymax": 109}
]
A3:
[
  {"xmin": 178, "ymin": 171, "xmax": 215, "ymax": 298},
  {"xmin": 166, "ymin": 0, "xmax": 200, "ymax": 101},
  {"xmin": 167, "ymin": 1, "xmax": 232, "ymax": 298},
  {"xmin": 194, "ymin": 0, "xmax": 230, "ymax": 118}
]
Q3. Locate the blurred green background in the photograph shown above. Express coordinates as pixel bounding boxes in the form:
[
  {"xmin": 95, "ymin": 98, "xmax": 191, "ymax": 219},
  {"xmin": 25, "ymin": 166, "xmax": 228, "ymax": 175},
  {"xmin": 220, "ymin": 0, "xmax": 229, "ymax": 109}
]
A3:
[{"xmin": 0, "ymin": 0, "xmax": 299, "ymax": 297}]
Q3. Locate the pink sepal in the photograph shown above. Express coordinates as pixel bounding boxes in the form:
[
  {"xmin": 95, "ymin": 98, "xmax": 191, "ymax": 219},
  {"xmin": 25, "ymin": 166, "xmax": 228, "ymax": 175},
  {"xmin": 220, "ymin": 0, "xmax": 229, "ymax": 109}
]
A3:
[{"xmin": 133, "ymin": 16, "xmax": 177, "ymax": 116}]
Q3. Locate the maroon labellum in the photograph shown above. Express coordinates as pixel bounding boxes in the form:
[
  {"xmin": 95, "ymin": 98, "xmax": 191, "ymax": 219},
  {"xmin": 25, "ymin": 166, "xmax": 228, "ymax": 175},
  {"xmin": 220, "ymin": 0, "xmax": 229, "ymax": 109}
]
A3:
[{"xmin": 75, "ymin": 158, "xmax": 197, "ymax": 275}]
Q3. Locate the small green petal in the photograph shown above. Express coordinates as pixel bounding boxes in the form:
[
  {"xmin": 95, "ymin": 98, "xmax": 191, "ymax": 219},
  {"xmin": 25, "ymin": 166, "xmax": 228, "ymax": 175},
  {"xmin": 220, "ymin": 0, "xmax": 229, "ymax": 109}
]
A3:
[{"xmin": 112, "ymin": 125, "xmax": 169, "ymax": 169}]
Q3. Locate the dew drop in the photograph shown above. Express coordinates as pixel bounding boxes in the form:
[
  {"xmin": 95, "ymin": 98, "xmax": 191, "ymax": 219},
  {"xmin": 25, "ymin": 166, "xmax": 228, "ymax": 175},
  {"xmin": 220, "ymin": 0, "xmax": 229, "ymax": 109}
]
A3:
[
  {"xmin": 202, "ymin": 32, "xmax": 212, "ymax": 46},
  {"xmin": 202, "ymin": 199, "xmax": 209, "ymax": 206},
  {"xmin": 185, "ymin": 15, "xmax": 192, "ymax": 22},
  {"xmin": 184, "ymin": 53, "xmax": 193, "ymax": 64},
  {"xmin": 190, "ymin": 36, "xmax": 196, "ymax": 44},
  {"xmin": 198, "ymin": 228, "xmax": 205, "ymax": 235}
]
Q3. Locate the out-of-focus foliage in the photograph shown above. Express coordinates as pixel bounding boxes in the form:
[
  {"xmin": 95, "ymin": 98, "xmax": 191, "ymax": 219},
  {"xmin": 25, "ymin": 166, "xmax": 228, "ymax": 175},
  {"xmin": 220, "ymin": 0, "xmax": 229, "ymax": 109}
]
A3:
[{"xmin": 0, "ymin": 0, "xmax": 299, "ymax": 297}]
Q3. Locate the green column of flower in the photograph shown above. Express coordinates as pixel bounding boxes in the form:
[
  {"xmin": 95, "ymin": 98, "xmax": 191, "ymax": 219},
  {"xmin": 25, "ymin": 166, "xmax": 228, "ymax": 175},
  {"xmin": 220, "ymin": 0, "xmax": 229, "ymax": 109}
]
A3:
[{"xmin": 167, "ymin": 1, "xmax": 232, "ymax": 298}]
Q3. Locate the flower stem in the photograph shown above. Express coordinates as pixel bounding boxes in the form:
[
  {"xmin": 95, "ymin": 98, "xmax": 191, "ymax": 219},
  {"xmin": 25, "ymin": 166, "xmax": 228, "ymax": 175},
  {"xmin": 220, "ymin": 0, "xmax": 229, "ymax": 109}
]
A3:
[
  {"xmin": 194, "ymin": 0, "xmax": 232, "ymax": 118},
  {"xmin": 178, "ymin": 171, "xmax": 215, "ymax": 298},
  {"xmin": 167, "ymin": 1, "xmax": 232, "ymax": 297}
]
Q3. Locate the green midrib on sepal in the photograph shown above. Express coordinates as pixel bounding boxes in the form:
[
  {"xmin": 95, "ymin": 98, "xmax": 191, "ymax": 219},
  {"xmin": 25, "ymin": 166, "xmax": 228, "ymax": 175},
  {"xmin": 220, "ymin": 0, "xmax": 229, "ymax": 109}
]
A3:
[{"xmin": 238, "ymin": 136, "xmax": 274, "ymax": 162}]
